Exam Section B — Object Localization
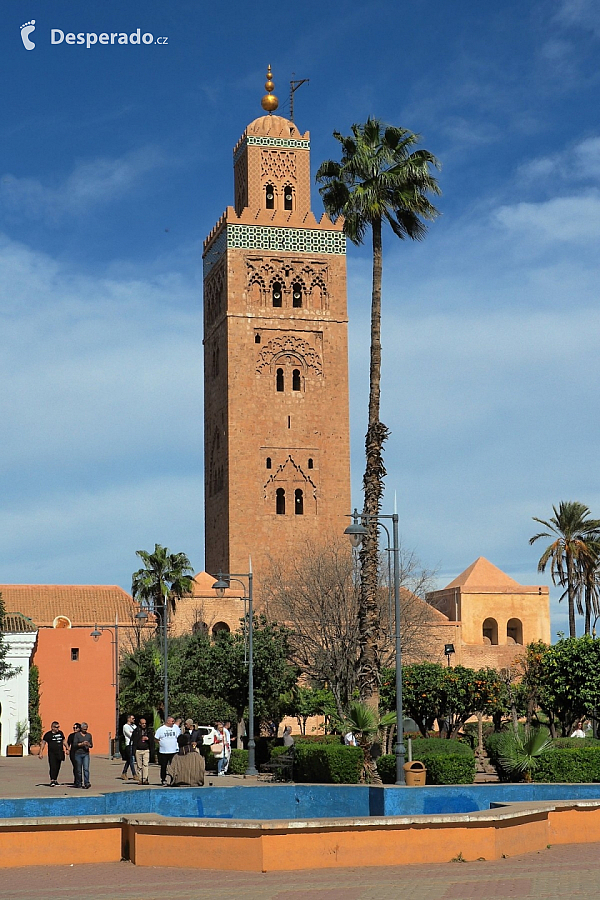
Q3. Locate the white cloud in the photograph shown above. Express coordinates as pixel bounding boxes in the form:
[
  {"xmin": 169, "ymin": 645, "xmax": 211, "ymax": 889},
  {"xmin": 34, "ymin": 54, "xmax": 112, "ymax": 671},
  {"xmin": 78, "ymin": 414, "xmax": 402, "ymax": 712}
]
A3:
[
  {"xmin": 555, "ymin": 0, "xmax": 600, "ymax": 35},
  {"xmin": 494, "ymin": 190, "xmax": 600, "ymax": 246},
  {"xmin": 0, "ymin": 233, "xmax": 203, "ymax": 583},
  {"xmin": 518, "ymin": 134, "xmax": 600, "ymax": 185},
  {"xmin": 0, "ymin": 146, "xmax": 165, "ymax": 223}
]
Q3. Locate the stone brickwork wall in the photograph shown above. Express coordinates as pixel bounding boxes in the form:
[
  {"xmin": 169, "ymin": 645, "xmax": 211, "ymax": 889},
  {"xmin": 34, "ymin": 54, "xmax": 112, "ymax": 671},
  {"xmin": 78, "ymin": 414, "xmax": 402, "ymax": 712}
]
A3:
[{"xmin": 203, "ymin": 114, "xmax": 351, "ymax": 592}]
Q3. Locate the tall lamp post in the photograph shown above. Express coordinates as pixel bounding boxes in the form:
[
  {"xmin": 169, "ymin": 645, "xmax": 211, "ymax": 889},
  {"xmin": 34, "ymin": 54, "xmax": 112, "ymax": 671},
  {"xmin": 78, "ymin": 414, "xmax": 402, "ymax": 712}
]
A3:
[
  {"xmin": 345, "ymin": 508, "xmax": 406, "ymax": 785},
  {"xmin": 90, "ymin": 616, "xmax": 120, "ymax": 758},
  {"xmin": 212, "ymin": 564, "xmax": 258, "ymax": 776}
]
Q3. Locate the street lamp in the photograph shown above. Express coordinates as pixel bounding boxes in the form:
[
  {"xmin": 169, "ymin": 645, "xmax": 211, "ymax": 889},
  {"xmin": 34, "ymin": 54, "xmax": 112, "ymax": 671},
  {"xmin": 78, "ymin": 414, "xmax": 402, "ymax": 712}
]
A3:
[
  {"xmin": 344, "ymin": 507, "xmax": 406, "ymax": 785},
  {"xmin": 444, "ymin": 643, "xmax": 455, "ymax": 667},
  {"xmin": 212, "ymin": 564, "xmax": 258, "ymax": 776},
  {"xmin": 90, "ymin": 616, "xmax": 120, "ymax": 758}
]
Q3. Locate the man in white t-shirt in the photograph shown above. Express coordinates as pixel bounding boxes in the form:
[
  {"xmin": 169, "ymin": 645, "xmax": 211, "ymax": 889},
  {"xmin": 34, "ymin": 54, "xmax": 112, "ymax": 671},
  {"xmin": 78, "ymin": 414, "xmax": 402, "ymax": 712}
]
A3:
[{"xmin": 155, "ymin": 716, "xmax": 181, "ymax": 785}]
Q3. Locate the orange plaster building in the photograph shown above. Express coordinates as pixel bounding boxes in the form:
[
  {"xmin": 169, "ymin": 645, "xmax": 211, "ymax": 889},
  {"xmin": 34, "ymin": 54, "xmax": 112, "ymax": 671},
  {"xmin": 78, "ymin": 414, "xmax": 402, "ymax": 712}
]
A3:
[{"xmin": 1, "ymin": 585, "xmax": 140, "ymax": 754}]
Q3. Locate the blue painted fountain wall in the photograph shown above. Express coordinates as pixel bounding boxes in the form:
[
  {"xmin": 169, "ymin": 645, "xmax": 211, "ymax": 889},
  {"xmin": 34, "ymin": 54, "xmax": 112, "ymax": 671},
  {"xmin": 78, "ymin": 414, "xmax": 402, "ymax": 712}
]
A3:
[{"xmin": 2, "ymin": 782, "xmax": 600, "ymax": 821}]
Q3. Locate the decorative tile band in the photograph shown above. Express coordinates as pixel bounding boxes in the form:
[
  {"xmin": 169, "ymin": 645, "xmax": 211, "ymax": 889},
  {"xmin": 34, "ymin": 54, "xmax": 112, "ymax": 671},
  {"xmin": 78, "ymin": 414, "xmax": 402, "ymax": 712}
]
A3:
[
  {"xmin": 234, "ymin": 135, "xmax": 310, "ymax": 163},
  {"xmin": 227, "ymin": 224, "xmax": 346, "ymax": 255},
  {"xmin": 204, "ymin": 222, "xmax": 346, "ymax": 276}
]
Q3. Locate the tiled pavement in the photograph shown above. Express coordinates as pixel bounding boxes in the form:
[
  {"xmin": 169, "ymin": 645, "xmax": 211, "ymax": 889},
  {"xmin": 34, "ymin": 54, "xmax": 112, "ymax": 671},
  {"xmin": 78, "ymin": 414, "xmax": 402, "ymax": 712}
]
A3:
[
  {"xmin": 0, "ymin": 845, "xmax": 599, "ymax": 900},
  {"xmin": 0, "ymin": 752, "xmax": 253, "ymax": 797}
]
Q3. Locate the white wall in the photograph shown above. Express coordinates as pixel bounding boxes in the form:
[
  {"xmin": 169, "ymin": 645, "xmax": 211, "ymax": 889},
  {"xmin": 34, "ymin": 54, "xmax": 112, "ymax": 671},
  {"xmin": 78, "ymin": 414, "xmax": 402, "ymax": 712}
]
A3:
[{"xmin": 0, "ymin": 632, "xmax": 37, "ymax": 755}]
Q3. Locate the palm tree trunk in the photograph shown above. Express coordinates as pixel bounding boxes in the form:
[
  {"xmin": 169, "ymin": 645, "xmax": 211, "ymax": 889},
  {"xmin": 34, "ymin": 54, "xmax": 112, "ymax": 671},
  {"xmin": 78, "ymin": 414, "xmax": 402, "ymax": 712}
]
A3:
[
  {"xmin": 566, "ymin": 550, "xmax": 577, "ymax": 638},
  {"xmin": 359, "ymin": 216, "xmax": 389, "ymax": 707},
  {"xmin": 585, "ymin": 583, "xmax": 591, "ymax": 635}
]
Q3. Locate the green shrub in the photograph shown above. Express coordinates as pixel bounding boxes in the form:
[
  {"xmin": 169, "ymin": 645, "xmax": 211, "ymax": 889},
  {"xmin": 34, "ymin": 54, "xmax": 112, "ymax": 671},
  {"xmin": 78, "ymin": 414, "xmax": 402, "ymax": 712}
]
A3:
[
  {"xmin": 294, "ymin": 734, "xmax": 342, "ymax": 744},
  {"xmin": 228, "ymin": 749, "xmax": 248, "ymax": 774},
  {"xmin": 378, "ymin": 738, "xmax": 475, "ymax": 785},
  {"xmin": 522, "ymin": 746, "xmax": 600, "ymax": 783},
  {"xmin": 270, "ymin": 745, "xmax": 290, "ymax": 759},
  {"xmin": 293, "ymin": 743, "xmax": 363, "ymax": 783}
]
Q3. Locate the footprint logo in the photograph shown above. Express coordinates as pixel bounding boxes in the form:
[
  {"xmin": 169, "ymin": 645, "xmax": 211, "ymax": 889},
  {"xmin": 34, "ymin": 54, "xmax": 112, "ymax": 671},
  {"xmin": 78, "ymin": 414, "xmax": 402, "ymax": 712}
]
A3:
[{"xmin": 20, "ymin": 20, "xmax": 36, "ymax": 50}]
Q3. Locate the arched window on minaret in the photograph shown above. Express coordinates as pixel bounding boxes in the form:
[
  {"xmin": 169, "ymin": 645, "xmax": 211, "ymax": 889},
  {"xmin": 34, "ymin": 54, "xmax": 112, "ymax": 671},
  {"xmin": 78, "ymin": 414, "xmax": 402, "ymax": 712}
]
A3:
[
  {"xmin": 272, "ymin": 282, "xmax": 282, "ymax": 308},
  {"xmin": 276, "ymin": 368, "xmax": 284, "ymax": 392},
  {"xmin": 292, "ymin": 369, "xmax": 301, "ymax": 391},
  {"xmin": 295, "ymin": 488, "xmax": 304, "ymax": 515},
  {"xmin": 276, "ymin": 488, "xmax": 286, "ymax": 515},
  {"xmin": 265, "ymin": 184, "xmax": 275, "ymax": 209},
  {"xmin": 292, "ymin": 283, "xmax": 303, "ymax": 308},
  {"xmin": 284, "ymin": 185, "xmax": 293, "ymax": 211},
  {"xmin": 266, "ymin": 457, "xmax": 272, "ymax": 469}
]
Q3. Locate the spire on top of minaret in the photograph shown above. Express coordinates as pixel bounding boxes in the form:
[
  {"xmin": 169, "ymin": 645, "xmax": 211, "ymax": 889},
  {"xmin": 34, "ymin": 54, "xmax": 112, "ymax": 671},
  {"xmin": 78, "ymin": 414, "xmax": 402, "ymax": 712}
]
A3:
[{"xmin": 261, "ymin": 65, "xmax": 278, "ymax": 114}]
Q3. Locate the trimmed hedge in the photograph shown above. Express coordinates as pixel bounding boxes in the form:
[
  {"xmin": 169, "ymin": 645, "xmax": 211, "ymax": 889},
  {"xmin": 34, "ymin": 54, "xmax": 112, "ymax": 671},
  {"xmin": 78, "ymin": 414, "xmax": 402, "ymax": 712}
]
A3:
[
  {"xmin": 294, "ymin": 734, "xmax": 342, "ymax": 744},
  {"xmin": 293, "ymin": 743, "xmax": 363, "ymax": 783},
  {"xmin": 378, "ymin": 738, "xmax": 475, "ymax": 785},
  {"xmin": 486, "ymin": 730, "xmax": 600, "ymax": 782},
  {"xmin": 534, "ymin": 746, "xmax": 600, "ymax": 782},
  {"xmin": 228, "ymin": 749, "xmax": 248, "ymax": 774}
]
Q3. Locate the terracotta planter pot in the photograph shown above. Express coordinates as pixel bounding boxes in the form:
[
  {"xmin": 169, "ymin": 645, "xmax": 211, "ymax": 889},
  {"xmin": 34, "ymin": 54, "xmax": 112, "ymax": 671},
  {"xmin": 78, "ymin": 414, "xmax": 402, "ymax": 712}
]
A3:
[{"xmin": 6, "ymin": 744, "xmax": 24, "ymax": 757}]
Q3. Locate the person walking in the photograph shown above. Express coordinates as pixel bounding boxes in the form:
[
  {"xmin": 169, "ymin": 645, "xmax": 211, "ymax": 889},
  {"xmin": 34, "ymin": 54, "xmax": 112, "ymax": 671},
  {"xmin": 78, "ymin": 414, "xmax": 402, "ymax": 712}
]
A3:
[
  {"xmin": 282, "ymin": 725, "xmax": 295, "ymax": 748},
  {"xmin": 38, "ymin": 721, "xmax": 67, "ymax": 786},
  {"xmin": 121, "ymin": 714, "xmax": 138, "ymax": 781},
  {"xmin": 222, "ymin": 720, "xmax": 232, "ymax": 773},
  {"xmin": 66, "ymin": 723, "xmax": 81, "ymax": 785},
  {"xmin": 71, "ymin": 722, "xmax": 93, "ymax": 789},
  {"xmin": 132, "ymin": 716, "xmax": 153, "ymax": 784},
  {"xmin": 183, "ymin": 718, "xmax": 200, "ymax": 750},
  {"xmin": 213, "ymin": 722, "xmax": 227, "ymax": 776},
  {"xmin": 154, "ymin": 716, "xmax": 180, "ymax": 785}
]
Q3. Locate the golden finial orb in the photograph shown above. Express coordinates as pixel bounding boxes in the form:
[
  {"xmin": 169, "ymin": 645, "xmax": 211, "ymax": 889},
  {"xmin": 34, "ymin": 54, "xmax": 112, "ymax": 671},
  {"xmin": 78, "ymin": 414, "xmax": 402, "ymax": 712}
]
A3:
[{"xmin": 261, "ymin": 65, "xmax": 279, "ymax": 113}]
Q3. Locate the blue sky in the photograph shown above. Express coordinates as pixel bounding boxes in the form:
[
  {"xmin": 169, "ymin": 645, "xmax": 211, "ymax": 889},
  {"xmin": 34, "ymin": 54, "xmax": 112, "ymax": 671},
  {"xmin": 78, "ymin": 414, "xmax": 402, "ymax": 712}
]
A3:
[{"xmin": 1, "ymin": 0, "xmax": 599, "ymax": 638}]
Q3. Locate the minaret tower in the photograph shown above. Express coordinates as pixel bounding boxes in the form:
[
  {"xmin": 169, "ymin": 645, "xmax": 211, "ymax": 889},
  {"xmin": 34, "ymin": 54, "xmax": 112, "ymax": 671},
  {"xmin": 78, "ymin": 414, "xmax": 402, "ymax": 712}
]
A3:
[{"xmin": 203, "ymin": 68, "xmax": 351, "ymax": 585}]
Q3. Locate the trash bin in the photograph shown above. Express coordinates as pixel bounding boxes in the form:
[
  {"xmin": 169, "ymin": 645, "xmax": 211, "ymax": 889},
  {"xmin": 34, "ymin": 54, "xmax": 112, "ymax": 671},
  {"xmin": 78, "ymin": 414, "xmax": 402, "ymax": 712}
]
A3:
[{"xmin": 403, "ymin": 760, "xmax": 426, "ymax": 786}]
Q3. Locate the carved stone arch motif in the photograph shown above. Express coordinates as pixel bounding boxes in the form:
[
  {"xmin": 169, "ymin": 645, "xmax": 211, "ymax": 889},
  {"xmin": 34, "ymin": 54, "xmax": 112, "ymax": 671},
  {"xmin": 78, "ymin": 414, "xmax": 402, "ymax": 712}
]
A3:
[
  {"xmin": 263, "ymin": 455, "xmax": 317, "ymax": 512},
  {"xmin": 256, "ymin": 335, "xmax": 323, "ymax": 376},
  {"xmin": 270, "ymin": 351, "xmax": 306, "ymax": 374},
  {"xmin": 204, "ymin": 260, "xmax": 226, "ymax": 328},
  {"xmin": 247, "ymin": 274, "xmax": 265, "ymax": 306}
]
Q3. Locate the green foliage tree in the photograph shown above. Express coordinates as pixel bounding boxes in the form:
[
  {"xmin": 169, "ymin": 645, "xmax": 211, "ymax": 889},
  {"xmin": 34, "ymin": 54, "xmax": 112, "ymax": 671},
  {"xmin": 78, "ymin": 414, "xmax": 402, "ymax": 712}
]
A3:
[
  {"xmin": 279, "ymin": 685, "xmax": 337, "ymax": 735},
  {"xmin": 131, "ymin": 544, "xmax": 194, "ymax": 630},
  {"xmin": 398, "ymin": 662, "xmax": 447, "ymax": 736},
  {"xmin": 317, "ymin": 120, "xmax": 440, "ymax": 704},
  {"xmin": 28, "ymin": 664, "xmax": 42, "ymax": 747},
  {"xmin": 540, "ymin": 635, "xmax": 600, "ymax": 736},
  {"xmin": 530, "ymin": 502, "xmax": 600, "ymax": 638},
  {"xmin": 397, "ymin": 663, "xmax": 503, "ymax": 739},
  {"xmin": 119, "ymin": 615, "xmax": 298, "ymax": 739}
]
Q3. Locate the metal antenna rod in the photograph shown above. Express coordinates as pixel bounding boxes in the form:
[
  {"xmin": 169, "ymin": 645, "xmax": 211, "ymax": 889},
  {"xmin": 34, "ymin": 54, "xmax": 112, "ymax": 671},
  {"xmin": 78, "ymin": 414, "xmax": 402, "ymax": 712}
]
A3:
[{"xmin": 289, "ymin": 74, "xmax": 309, "ymax": 122}]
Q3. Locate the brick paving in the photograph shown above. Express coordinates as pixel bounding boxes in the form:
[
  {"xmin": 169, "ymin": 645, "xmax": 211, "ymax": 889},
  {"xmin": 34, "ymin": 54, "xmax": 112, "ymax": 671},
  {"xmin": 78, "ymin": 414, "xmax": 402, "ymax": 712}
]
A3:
[{"xmin": 0, "ymin": 844, "xmax": 598, "ymax": 899}]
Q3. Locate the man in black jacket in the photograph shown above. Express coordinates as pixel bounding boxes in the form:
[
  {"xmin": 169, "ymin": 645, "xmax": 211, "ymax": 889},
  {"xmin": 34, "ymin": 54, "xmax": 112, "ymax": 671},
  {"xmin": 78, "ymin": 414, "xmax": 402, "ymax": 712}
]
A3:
[{"xmin": 131, "ymin": 717, "xmax": 153, "ymax": 784}]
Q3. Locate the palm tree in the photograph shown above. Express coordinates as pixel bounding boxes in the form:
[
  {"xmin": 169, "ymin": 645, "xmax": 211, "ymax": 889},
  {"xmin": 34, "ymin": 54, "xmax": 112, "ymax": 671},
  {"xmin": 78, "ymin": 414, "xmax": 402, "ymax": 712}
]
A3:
[
  {"xmin": 343, "ymin": 700, "xmax": 396, "ymax": 784},
  {"xmin": 131, "ymin": 543, "xmax": 194, "ymax": 632},
  {"xmin": 530, "ymin": 502, "xmax": 600, "ymax": 638},
  {"xmin": 316, "ymin": 119, "xmax": 440, "ymax": 702},
  {"xmin": 577, "ymin": 543, "xmax": 600, "ymax": 635}
]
